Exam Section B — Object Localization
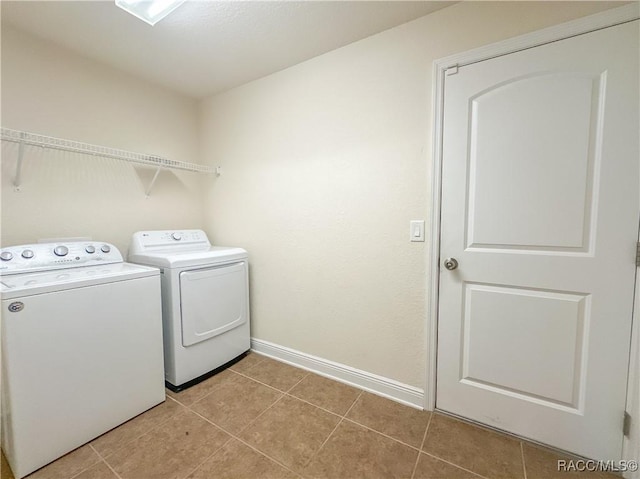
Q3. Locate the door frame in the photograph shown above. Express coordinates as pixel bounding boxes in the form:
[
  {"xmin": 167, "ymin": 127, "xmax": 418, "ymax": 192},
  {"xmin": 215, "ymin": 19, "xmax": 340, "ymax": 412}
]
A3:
[{"xmin": 426, "ymin": 0, "xmax": 639, "ymax": 456}]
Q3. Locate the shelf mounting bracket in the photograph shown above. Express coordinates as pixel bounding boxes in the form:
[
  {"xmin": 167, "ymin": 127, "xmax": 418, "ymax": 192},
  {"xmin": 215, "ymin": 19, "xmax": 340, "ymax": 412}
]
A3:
[
  {"xmin": 145, "ymin": 167, "xmax": 162, "ymax": 198},
  {"xmin": 13, "ymin": 132, "xmax": 25, "ymax": 191}
]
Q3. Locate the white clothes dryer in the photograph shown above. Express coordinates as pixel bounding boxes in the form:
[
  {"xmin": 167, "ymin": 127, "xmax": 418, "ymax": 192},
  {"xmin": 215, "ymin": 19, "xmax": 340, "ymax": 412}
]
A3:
[
  {"xmin": 0, "ymin": 241, "xmax": 164, "ymax": 479},
  {"xmin": 128, "ymin": 230, "xmax": 250, "ymax": 391}
]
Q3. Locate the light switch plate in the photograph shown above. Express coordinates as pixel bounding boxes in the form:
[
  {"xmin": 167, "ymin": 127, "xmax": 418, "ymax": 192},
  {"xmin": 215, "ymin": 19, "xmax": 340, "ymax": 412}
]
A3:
[{"xmin": 410, "ymin": 220, "xmax": 425, "ymax": 242}]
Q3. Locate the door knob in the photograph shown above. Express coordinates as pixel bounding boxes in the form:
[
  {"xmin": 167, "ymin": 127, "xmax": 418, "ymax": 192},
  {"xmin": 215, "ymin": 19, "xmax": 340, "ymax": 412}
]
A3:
[{"xmin": 444, "ymin": 258, "xmax": 458, "ymax": 270}]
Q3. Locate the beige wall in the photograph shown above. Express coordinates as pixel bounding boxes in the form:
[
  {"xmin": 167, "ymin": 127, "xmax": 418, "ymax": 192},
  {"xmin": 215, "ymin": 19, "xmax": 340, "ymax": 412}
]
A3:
[
  {"xmin": 1, "ymin": 26, "xmax": 204, "ymax": 254},
  {"xmin": 199, "ymin": 1, "xmax": 623, "ymax": 389}
]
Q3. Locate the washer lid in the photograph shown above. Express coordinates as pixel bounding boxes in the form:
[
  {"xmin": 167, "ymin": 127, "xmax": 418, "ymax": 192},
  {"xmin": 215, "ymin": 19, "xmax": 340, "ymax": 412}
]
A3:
[
  {"xmin": 128, "ymin": 246, "xmax": 247, "ymax": 269},
  {"xmin": 0, "ymin": 262, "xmax": 159, "ymax": 299}
]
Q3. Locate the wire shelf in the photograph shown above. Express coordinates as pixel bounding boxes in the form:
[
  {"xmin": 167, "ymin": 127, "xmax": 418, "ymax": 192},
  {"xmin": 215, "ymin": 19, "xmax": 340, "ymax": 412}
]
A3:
[{"xmin": 0, "ymin": 127, "xmax": 215, "ymax": 174}]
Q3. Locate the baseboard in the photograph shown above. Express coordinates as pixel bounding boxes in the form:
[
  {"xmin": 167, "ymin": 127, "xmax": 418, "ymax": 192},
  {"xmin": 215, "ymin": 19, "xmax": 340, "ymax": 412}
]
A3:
[{"xmin": 250, "ymin": 338, "xmax": 425, "ymax": 409}]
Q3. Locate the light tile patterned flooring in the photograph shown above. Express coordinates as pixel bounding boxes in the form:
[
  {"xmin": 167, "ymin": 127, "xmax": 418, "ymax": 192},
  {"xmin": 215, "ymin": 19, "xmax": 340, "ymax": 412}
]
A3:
[{"xmin": 2, "ymin": 353, "xmax": 616, "ymax": 479}]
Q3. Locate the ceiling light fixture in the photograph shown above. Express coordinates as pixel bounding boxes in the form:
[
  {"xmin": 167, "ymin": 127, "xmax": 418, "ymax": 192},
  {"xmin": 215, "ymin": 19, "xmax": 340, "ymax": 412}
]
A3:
[{"xmin": 115, "ymin": 0, "xmax": 186, "ymax": 26}]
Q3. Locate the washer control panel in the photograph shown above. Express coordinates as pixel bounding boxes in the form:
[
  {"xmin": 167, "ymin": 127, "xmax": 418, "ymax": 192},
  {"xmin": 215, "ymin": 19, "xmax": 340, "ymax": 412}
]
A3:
[
  {"xmin": 0, "ymin": 242, "xmax": 123, "ymax": 275},
  {"xmin": 129, "ymin": 230, "xmax": 211, "ymax": 253}
]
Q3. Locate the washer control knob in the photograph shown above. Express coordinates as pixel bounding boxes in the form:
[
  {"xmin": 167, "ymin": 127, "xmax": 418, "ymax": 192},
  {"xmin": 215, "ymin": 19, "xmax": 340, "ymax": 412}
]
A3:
[
  {"xmin": 0, "ymin": 251, "xmax": 13, "ymax": 261},
  {"xmin": 54, "ymin": 246, "xmax": 69, "ymax": 257},
  {"xmin": 172, "ymin": 232, "xmax": 182, "ymax": 241},
  {"xmin": 85, "ymin": 245, "xmax": 96, "ymax": 254},
  {"xmin": 21, "ymin": 249, "xmax": 34, "ymax": 259},
  {"xmin": 101, "ymin": 244, "xmax": 111, "ymax": 253}
]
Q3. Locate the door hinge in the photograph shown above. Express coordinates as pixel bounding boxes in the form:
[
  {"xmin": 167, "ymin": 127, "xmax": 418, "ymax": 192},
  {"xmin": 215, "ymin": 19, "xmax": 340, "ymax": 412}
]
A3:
[
  {"xmin": 623, "ymin": 411, "xmax": 631, "ymax": 437},
  {"xmin": 445, "ymin": 65, "xmax": 459, "ymax": 76},
  {"xmin": 636, "ymin": 242, "xmax": 640, "ymax": 267}
]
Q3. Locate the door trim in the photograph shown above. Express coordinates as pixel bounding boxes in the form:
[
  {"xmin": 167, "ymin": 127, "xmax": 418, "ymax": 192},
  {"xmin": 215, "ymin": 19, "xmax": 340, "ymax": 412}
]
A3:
[{"xmin": 426, "ymin": 1, "xmax": 639, "ymax": 414}]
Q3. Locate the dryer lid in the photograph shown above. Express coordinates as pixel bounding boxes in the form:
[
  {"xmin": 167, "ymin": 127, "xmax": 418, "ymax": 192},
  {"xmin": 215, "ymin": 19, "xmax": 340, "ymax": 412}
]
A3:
[
  {"xmin": 129, "ymin": 246, "xmax": 247, "ymax": 269},
  {"xmin": 128, "ymin": 230, "xmax": 247, "ymax": 268}
]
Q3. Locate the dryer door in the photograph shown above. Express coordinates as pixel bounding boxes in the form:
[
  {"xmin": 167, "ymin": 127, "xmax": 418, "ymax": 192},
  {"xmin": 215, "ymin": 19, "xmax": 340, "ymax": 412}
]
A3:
[{"xmin": 179, "ymin": 262, "xmax": 247, "ymax": 347}]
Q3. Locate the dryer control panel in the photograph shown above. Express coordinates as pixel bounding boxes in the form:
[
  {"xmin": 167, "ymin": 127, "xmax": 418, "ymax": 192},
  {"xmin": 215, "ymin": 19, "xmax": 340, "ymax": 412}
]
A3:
[
  {"xmin": 0, "ymin": 242, "xmax": 123, "ymax": 275},
  {"xmin": 129, "ymin": 230, "xmax": 211, "ymax": 254}
]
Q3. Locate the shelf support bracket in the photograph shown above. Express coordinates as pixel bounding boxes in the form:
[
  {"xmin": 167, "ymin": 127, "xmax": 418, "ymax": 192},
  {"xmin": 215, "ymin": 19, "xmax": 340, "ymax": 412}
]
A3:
[
  {"xmin": 145, "ymin": 167, "xmax": 162, "ymax": 198},
  {"xmin": 13, "ymin": 132, "xmax": 25, "ymax": 191}
]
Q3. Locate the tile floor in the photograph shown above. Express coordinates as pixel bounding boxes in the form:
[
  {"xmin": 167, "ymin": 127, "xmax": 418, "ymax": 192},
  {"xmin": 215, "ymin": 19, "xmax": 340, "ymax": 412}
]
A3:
[{"xmin": 1, "ymin": 353, "xmax": 617, "ymax": 479}]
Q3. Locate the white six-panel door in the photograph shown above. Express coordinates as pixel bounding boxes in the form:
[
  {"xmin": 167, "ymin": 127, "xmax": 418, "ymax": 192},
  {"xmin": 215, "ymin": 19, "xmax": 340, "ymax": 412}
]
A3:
[{"xmin": 437, "ymin": 20, "xmax": 639, "ymax": 460}]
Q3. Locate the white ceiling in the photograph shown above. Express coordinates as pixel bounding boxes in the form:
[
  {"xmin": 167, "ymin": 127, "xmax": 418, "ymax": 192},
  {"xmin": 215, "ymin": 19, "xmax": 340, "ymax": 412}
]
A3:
[{"xmin": 1, "ymin": 1, "xmax": 453, "ymax": 99}]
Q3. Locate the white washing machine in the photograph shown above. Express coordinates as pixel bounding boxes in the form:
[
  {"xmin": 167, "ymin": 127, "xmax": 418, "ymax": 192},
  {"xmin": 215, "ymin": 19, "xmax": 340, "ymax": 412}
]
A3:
[
  {"xmin": 128, "ymin": 230, "xmax": 250, "ymax": 391},
  {"xmin": 0, "ymin": 241, "xmax": 165, "ymax": 479}
]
